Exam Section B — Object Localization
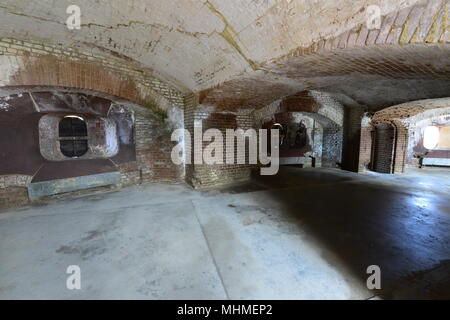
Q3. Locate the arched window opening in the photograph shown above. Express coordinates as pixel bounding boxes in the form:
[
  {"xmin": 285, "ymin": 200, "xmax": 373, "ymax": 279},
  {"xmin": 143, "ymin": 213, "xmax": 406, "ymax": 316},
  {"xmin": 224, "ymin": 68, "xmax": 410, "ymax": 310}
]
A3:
[
  {"xmin": 423, "ymin": 126, "xmax": 440, "ymax": 150},
  {"xmin": 59, "ymin": 116, "xmax": 88, "ymax": 158}
]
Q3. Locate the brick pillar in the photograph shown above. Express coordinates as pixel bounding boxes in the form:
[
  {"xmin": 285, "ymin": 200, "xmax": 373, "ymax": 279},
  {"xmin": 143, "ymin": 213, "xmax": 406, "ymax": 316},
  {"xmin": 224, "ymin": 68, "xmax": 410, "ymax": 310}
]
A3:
[
  {"xmin": 392, "ymin": 120, "xmax": 408, "ymax": 174},
  {"xmin": 358, "ymin": 114, "xmax": 373, "ymax": 173},
  {"xmin": 183, "ymin": 96, "xmax": 253, "ymax": 188},
  {"xmin": 372, "ymin": 123, "xmax": 395, "ymax": 174},
  {"xmin": 342, "ymin": 106, "xmax": 365, "ymax": 172}
]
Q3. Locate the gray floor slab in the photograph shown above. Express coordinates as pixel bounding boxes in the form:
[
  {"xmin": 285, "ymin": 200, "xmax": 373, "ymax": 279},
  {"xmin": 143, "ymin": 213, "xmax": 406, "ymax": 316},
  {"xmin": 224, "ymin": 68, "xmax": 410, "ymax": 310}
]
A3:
[
  {"xmin": 0, "ymin": 197, "xmax": 226, "ymax": 299},
  {"xmin": 1, "ymin": 167, "xmax": 449, "ymax": 299},
  {"xmin": 192, "ymin": 193, "xmax": 370, "ymax": 299}
]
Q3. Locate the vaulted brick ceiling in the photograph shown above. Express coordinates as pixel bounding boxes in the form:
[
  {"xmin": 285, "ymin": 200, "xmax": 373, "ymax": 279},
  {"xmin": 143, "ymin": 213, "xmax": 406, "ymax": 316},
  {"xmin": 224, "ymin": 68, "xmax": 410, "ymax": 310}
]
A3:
[
  {"xmin": 372, "ymin": 97, "xmax": 450, "ymax": 123},
  {"xmin": 0, "ymin": 0, "xmax": 448, "ymax": 110}
]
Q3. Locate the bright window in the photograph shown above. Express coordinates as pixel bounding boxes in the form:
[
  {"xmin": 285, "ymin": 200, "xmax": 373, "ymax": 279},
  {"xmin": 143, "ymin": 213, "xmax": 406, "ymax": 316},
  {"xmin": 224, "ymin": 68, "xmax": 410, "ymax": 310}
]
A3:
[
  {"xmin": 423, "ymin": 126, "xmax": 440, "ymax": 150},
  {"xmin": 437, "ymin": 126, "xmax": 450, "ymax": 150}
]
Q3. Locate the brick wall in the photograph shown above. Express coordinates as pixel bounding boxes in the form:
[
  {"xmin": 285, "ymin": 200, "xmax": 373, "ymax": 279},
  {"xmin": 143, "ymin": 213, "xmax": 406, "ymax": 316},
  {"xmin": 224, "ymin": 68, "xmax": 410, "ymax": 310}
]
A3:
[
  {"xmin": 112, "ymin": 102, "xmax": 185, "ymax": 187},
  {"xmin": 188, "ymin": 110, "xmax": 253, "ymax": 188},
  {"xmin": 135, "ymin": 110, "xmax": 184, "ymax": 183},
  {"xmin": 253, "ymin": 91, "xmax": 345, "ymax": 168},
  {"xmin": 322, "ymin": 125, "xmax": 343, "ymax": 168},
  {"xmin": 369, "ymin": 121, "xmax": 408, "ymax": 175},
  {"xmin": 183, "ymin": 93, "xmax": 198, "ymax": 186},
  {"xmin": 0, "ymin": 175, "xmax": 33, "ymax": 208}
]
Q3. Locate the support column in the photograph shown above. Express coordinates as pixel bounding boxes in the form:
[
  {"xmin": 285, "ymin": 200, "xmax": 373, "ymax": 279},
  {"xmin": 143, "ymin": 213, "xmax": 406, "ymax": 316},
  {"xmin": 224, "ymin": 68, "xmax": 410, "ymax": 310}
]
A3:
[
  {"xmin": 342, "ymin": 106, "xmax": 365, "ymax": 172},
  {"xmin": 392, "ymin": 120, "xmax": 409, "ymax": 174},
  {"xmin": 358, "ymin": 113, "xmax": 373, "ymax": 173},
  {"xmin": 372, "ymin": 123, "xmax": 395, "ymax": 174},
  {"xmin": 183, "ymin": 94, "xmax": 253, "ymax": 188}
]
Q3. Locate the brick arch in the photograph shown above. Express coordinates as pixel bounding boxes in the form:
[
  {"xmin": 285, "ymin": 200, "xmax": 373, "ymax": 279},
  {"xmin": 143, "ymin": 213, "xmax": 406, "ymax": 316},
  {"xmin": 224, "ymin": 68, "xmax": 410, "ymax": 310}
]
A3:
[
  {"xmin": 0, "ymin": 55, "xmax": 176, "ymax": 111},
  {"xmin": 272, "ymin": 0, "xmax": 449, "ymax": 63},
  {"xmin": 253, "ymin": 90, "xmax": 345, "ymax": 168},
  {"xmin": 2, "ymin": 55, "xmax": 139, "ymax": 103},
  {"xmin": 200, "ymin": 0, "xmax": 450, "ymax": 109},
  {"xmin": 358, "ymin": 114, "xmax": 376, "ymax": 172},
  {"xmin": 0, "ymin": 40, "xmax": 186, "ymax": 111},
  {"xmin": 277, "ymin": 91, "xmax": 345, "ymax": 127},
  {"xmin": 372, "ymin": 98, "xmax": 450, "ymax": 123},
  {"xmin": 277, "ymin": 91, "xmax": 345, "ymax": 168}
]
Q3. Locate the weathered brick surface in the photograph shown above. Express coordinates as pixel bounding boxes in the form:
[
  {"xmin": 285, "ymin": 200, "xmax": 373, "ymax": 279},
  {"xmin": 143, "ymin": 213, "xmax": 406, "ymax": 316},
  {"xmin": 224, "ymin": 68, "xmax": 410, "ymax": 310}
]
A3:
[
  {"xmin": 358, "ymin": 115, "xmax": 374, "ymax": 173},
  {"xmin": 277, "ymin": 0, "xmax": 449, "ymax": 60},
  {"xmin": 0, "ymin": 187, "xmax": 29, "ymax": 208},
  {"xmin": 184, "ymin": 99, "xmax": 254, "ymax": 188},
  {"xmin": 373, "ymin": 99, "xmax": 450, "ymax": 122},
  {"xmin": 253, "ymin": 91, "xmax": 344, "ymax": 168},
  {"xmin": 0, "ymin": 175, "xmax": 33, "ymax": 188},
  {"xmin": 364, "ymin": 121, "xmax": 409, "ymax": 175},
  {"xmin": 183, "ymin": 93, "xmax": 201, "ymax": 187},
  {"xmin": 194, "ymin": 111, "xmax": 253, "ymax": 188},
  {"xmin": 133, "ymin": 110, "xmax": 184, "ymax": 184},
  {"xmin": 0, "ymin": 35, "xmax": 190, "ymax": 207},
  {"xmin": 392, "ymin": 121, "xmax": 409, "ymax": 174},
  {"xmin": 117, "ymin": 162, "xmax": 141, "ymax": 187},
  {"xmin": 0, "ymin": 175, "xmax": 33, "ymax": 208},
  {"xmin": 373, "ymin": 123, "xmax": 396, "ymax": 174},
  {"xmin": 342, "ymin": 107, "xmax": 365, "ymax": 172},
  {"xmin": 0, "ymin": 38, "xmax": 185, "ymax": 109},
  {"xmin": 200, "ymin": 0, "xmax": 450, "ymax": 110}
]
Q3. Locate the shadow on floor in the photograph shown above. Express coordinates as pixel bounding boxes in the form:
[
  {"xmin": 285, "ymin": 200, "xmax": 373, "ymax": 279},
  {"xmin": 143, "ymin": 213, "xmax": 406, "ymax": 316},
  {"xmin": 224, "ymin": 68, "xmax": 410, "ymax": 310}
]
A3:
[{"xmin": 246, "ymin": 167, "xmax": 450, "ymax": 299}]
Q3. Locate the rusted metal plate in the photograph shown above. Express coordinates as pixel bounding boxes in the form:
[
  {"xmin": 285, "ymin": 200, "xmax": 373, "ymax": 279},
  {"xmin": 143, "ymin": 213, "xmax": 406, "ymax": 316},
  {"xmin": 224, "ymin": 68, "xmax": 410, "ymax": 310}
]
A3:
[{"xmin": 1, "ymin": 91, "xmax": 136, "ymax": 181}]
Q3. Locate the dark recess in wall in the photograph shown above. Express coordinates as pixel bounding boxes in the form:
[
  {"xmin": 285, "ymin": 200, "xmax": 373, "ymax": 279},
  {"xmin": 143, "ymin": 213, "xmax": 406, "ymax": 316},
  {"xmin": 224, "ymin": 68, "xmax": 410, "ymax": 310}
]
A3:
[{"xmin": 0, "ymin": 91, "xmax": 136, "ymax": 182}]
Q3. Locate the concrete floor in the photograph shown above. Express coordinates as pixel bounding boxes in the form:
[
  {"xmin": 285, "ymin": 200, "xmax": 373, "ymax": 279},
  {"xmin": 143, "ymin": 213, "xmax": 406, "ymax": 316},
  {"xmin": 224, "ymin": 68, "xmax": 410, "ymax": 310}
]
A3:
[{"xmin": 0, "ymin": 167, "xmax": 449, "ymax": 299}]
